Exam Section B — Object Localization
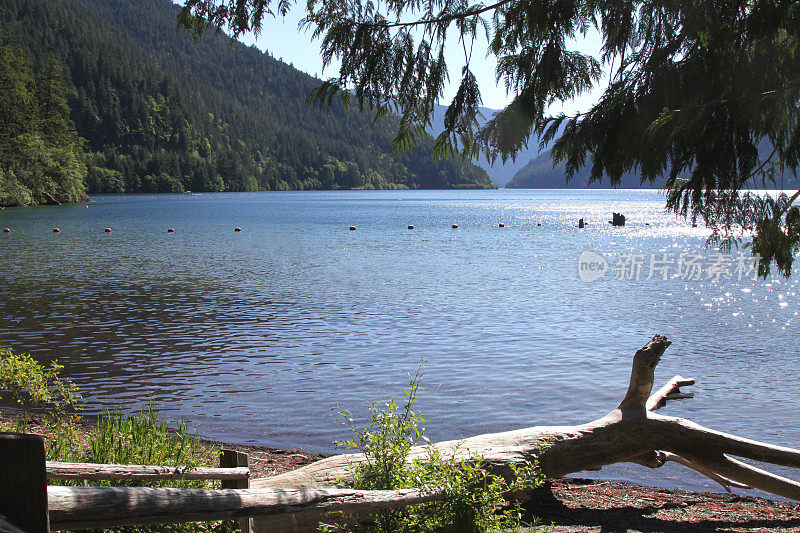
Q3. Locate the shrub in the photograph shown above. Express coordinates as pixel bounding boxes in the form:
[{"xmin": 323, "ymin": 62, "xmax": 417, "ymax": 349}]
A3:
[
  {"xmin": 0, "ymin": 347, "xmax": 81, "ymax": 425},
  {"xmin": 326, "ymin": 362, "xmax": 544, "ymax": 532}
]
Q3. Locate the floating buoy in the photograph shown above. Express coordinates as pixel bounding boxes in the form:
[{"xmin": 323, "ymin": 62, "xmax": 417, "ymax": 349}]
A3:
[
  {"xmin": 2, "ymin": 228, "xmax": 9, "ymax": 233},
  {"xmin": 53, "ymin": 228, "xmax": 60, "ymax": 233},
  {"xmin": 234, "ymin": 227, "xmax": 242, "ymax": 232},
  {"xmin": 167, "ymin": 228, "xmax": 174, "ymax": 233},
  {"xmin": 104, "ymin": 227, "xmax": 111, "ymax": 233},
  {"xmin": 349, "ymin": 226, "xmax": 356, "ymax": 231},
  {"xmin": 498, "ymin": 223, "xmax": 505, "ymax": 228},
  {"xmin": 451, "ymin": 224, "xmax": 458, "ymax": 229},
  {"xmin": 408, "ymin": 225, "xmax": 414, "ymax": 230}
]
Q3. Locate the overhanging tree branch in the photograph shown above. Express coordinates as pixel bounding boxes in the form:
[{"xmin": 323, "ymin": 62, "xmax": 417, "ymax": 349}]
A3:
[
  {"xmin": 178, "ymin": 0, "xmax": 800, "ymax": 276},
  {"xmin": 342, "ymin": 0, "xmax": 515, "ymax": 29}
]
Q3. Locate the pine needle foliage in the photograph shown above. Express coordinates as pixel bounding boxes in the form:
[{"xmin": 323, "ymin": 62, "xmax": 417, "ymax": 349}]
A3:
[{"xmin": 180, "ymin": 0, "xmax": 800, "ymax": 275}]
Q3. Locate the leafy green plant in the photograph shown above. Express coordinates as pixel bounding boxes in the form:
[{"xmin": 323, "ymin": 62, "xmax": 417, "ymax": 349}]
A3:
[
  {"xmin": 0, "ymin": 347, "xmax": 81, "ymax": 410},
  {"xmin": 0, "ymin": 346, "xmax": 82, "ymax": 437},
  {"xmin": 327, "ymin": 362, "xmax": 544, "ymax": 532}
]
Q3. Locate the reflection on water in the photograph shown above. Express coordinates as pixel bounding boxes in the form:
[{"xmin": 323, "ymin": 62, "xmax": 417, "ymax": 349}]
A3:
[{"xmin": 1, "ymin": 189, "xmax": 798, "ymax": 493}]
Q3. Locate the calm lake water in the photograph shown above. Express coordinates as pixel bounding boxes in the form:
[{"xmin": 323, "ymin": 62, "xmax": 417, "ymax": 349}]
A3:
[{"xmin": 1, "ymin": 189, "xmax": 798, "ymax": 493}]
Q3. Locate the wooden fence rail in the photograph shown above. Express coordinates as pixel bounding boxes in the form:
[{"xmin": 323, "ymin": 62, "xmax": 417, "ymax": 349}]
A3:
[
  {"xmin": 2, "ymin": 432, "xmax": 445, "ymax": 532},
  {"xmin": 46, "ymin": 461, "xmax": 250, "ymax": 481},
  {"xmin": 47, "ymin": 486, "xmax": 446, "ymax": 530}
]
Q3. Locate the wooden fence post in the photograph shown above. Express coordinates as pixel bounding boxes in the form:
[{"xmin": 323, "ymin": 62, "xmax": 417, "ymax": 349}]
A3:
[
  {"xmin": 220, "ymin": 449, "xmax": 251, "ymax": 533},
  {"xmin": 0, "ymin": 432, "xmax": 49, "ymax": 532}
]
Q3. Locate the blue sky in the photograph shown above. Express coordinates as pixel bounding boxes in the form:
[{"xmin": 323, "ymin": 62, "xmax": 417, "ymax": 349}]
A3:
[{"xmin": 234, "ymin": 7, "xmax": 609, "ymax": 115}]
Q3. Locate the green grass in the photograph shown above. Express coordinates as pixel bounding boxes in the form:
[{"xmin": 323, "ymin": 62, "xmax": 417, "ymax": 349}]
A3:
[
  {"xmin": 47, "ymin": 407, "xmax": 238, "ymax": 532},
  {"xmin": 1, "ymin": 347, "xmax": 236, "ymax": 531},
  {"xmin": 50, "ymin": 405, "xmax": 217, "ymax": 484}
]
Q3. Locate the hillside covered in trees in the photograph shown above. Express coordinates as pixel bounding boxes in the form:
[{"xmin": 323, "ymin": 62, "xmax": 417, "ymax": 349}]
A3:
[
  {"xmin": 0, "ymin": 43, "xmax": 88, "ymax": 206},
  {"xmin": 505, "ymin": 150, "xmax": 656, "ymax": 189},
  {"xmin": 0, "ymin": 0, "xmax": 492, "ymax": 205},
  {"xmin": 506, "ymin": 147, "xmax": 800, "ymax": 190}
]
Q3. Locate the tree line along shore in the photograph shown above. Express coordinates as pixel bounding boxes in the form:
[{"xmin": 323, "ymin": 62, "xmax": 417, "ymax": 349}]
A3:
[{"xmin": 0, "ymin": 0, "xmax": 495, "ymax": 209}]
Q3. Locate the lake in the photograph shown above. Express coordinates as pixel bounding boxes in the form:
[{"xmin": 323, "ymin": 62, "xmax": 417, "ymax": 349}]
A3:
[{"xmin": 1, "ymin": 189, "xmax": 798, "ymax": 493}]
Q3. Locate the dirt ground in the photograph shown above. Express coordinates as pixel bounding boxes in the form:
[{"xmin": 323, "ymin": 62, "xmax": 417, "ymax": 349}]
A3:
[
  {"xmin": 200, "ymin": 439, "xmax": 328, "ymax": 478},
  {"xmin": 528, "ymin": 478, "xmax": 800, "ymax": 532}
]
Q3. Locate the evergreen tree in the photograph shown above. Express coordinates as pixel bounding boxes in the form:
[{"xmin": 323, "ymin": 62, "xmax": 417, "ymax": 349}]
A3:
[
  {"xmin": 36, "ymin": 58, "xmax": 76, "ymax": 147},
  {"xmin": 0, "ymin": 43, "xmax": 36, "ymax": 160},
  {"xmin": 0, "ymin": 44, "xmax": 86, "ymax": 206}
]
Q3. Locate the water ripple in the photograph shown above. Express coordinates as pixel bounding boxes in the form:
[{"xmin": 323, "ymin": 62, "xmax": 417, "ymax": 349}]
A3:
[{"xmin": 1, "ymin": 190, "xmax": 797, "ymax": 493}]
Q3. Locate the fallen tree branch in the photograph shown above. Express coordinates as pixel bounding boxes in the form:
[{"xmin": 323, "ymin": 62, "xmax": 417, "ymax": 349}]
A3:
[
  {"xmin": 249, "ymin": 335, "xmax": 800, "ymax": 531},
  {"xmin": 680, "ymin": 453, "xmax": 800, "ymax": 501},
  {"xmin": 630, "ymin": 450, "xmax": 749, "ymax": 492},
  {"xmin": 646, "ymin": 376, "xmax": 695, "ymax": 411}
]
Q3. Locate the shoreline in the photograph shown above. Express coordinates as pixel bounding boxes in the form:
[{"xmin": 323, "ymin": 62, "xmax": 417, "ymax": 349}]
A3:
[
  {"xmin": 4, "ymin": 406, "xmax": 800, "ymax": 531},
  {"xmin": 0, "ymin": 405, "xmax": 328, "ymax": 478}
]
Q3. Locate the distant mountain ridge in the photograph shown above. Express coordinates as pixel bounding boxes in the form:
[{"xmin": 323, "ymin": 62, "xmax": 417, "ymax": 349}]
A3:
[
  {"xmin": 506, "ymin": 149, "xmax": 661, "ymax": 189},
  {"xmin": 506, "ymin": 144, "xmax": 800, "ymax": 189},
  {"xmin": 431, "ymin": 105, "xmax": 542, "ymax": 187},
  {"xmin": 0, "ymin": 0, "xmax": 492, "ymax": 193}
]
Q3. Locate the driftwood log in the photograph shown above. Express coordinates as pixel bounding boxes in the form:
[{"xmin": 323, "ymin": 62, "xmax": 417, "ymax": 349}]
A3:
[{"xmin": 251, "ymin": 335, "xmax": 800, "ymax": 531}]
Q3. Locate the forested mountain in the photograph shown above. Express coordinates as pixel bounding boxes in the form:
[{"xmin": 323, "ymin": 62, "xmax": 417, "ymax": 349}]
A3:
[
  {"xmin": 0, "ymin": 0, "xmax": 491, "ymax": 203},
  {"xmin": 506, "ymin": 145, "xmax": 800, "ymax": 189},
  {"xmin": 505, "ymin": 150, "xmax": 657, "ymax": 189}
]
